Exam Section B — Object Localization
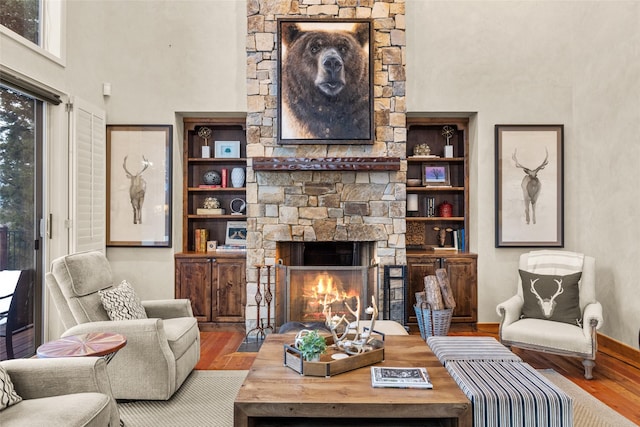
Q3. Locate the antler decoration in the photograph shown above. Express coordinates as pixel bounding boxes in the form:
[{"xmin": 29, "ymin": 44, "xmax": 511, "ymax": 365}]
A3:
[{"xmin": 325, "ymin": 295, "xmax": 379, "ymax": 355}]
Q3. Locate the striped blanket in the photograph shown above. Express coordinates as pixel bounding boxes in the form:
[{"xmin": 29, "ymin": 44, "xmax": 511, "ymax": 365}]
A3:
[
  {"xmin": 526, "ymin": 250, "xmax": 584, "ymax": 275},
  {"xmin": 446, "ymin": 361, "xmax": 573, "ymax": 427}
]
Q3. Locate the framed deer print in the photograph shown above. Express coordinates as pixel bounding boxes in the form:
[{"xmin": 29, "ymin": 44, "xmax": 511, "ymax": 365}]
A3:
[
  {"xmin": 107, "ymin": 125, "xmax": 172, "ymax": 247},
  {"xmin": 495, "ymin": 124, "xmax": 564, "ymax": 247}
]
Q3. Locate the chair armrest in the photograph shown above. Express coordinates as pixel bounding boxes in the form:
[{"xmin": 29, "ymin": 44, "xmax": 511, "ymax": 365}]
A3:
[
  {"xmin": 583, "ymin": 301, "xmax": 603, "ymax": 333},
  {"xmin": 62, "ymin": 318, "xmax": 169, "ymax": 344},
  {"xmin": 142, "ymin": 299, "xmax": 194, "ymax": 319},
  {"xmin": 496, "ymin": 295, "xmax": 524, "ymax": 328},
  {"xmin": 2, "ymin": 357, "xmax": 113, "ymax": 400}
]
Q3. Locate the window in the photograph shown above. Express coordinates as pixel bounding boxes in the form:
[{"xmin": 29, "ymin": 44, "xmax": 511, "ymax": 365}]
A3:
[
  {"xmin": 0, "ymin": 0, "xmax": 63, "ymax": 59},
  {"xmin": 0, "ymin": 84, "xmax": 43, "ymax": 359},
  {"xmin": 0, "ymin": 0, "xmax": 41, "ymax": 45}
]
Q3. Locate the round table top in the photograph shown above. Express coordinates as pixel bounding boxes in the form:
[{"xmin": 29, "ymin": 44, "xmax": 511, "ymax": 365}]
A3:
[{"xmin": 37, "ymin": 332, "xmax": 127, "ymax": 358}]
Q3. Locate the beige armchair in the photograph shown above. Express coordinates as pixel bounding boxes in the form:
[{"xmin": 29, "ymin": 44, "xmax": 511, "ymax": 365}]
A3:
[
  {"xmin": 45, "ymin": 250, "xmax": 200, "ymax": 400},
  {"xmin": 497, "ymin": 250, "xmax": 603, "ymax": 379},
  {"xmin": 1, "ymin": 356, "xmax": 120, "ymax": 427}
]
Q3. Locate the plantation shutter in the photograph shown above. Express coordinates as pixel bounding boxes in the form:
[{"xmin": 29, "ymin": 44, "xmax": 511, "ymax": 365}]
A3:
[{"xmin": 69, "ymin": 98, "xmax": 106, "ymax": 253}]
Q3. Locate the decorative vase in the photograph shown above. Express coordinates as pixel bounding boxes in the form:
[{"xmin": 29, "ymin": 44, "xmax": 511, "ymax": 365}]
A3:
[
  {"xmin": 438, "ymin": 201, "xmax": 453, "ymax": 217},
  {"xmin": 231, "ymin": 167, "xmax": 245, "ymax": 188}
]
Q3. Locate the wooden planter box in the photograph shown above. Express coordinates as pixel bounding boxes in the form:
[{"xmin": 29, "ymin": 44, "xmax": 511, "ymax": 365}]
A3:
[{"xmin": 283, "ymin": 335, "xmax": 384, "ymax": 377}]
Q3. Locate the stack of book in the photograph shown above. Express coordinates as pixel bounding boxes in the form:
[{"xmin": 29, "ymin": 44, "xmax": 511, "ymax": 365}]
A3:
[
  {"xmin": 425, "ymin": 197, "xmax": 436, "ymax": 217},
  {"xmin": 194, "ymin": 228, "xmax": 208, "ymax": 253}
]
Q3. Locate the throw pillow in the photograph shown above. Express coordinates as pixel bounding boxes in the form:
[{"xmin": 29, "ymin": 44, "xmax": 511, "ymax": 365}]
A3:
[
  {"xmin": 0, "ymin": 364, "xmax": 22, "ymax": 411},
  {"xmin": 99, "ymin": 280, "xmax": 148, "ymax": 321},
  {"xmin": 519, "ymin": 269, "xmax": 582, "ymax": 326}
]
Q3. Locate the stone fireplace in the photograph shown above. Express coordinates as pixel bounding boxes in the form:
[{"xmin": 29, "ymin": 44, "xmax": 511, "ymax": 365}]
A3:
[{"xmin": 245, "ymin": 0, "xmax": 407, "ymax": 333}]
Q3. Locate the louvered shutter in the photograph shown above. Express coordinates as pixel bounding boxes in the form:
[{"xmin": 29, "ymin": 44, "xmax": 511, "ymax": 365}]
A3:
[{"xmin": 70, "ymin": 98, "xmax": 106, "ymax": 253}]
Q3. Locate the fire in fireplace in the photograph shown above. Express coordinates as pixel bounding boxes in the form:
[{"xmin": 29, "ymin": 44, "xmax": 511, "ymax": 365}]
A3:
[{"xmin": 275, "ymin": 242, "xmax": 377, "ymax": 326}]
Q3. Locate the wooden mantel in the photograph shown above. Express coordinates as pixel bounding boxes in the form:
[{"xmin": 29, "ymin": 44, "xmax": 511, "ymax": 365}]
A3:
[{"xmin": 252, "ymin": 157, "xmax": 401, "ymax": 171}]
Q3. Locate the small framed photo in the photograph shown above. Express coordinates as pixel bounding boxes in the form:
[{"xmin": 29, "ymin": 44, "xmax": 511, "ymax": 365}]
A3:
[
  {"xmin": 422, "ymin": 163, "xmax": 450, "ymax": 186},
  {"xmin": 225, "ymin": 221, "xmax": 247, "ymax": 246},
  {"xmin": 214, "ymin": 140, "xmax": 240, "ymax": 158}
]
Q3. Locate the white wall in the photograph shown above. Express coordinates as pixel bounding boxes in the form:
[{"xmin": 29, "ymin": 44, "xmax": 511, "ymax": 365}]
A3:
[
  {"xmin": 63, "ymin": 0, "xmax": 247, "ymax": 303},
  {"xmin": 406, "ymin": 0, "xmax": 640, "ymax": 346},
  {"xmin": 3, "ymin": 0, "xmax": 638, "ymax": 347}
]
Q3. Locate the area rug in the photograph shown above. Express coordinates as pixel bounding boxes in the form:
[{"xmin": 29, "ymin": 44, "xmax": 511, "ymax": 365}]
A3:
[
  {"xmin": 117, "ymin": 370, "xmax": 248, "ymax": 427},
  {"xmin": 117, "ymin": 369, "xmax": 636, "ymax": 427},
  {"xmin": 540, "ymin": 369, "xmax": 637, "ymax": 427}
]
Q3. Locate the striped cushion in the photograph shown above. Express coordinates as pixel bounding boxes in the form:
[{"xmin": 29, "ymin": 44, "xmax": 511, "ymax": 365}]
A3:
[
  {"xmin": 99, "ymin": 280, "xmax": 148, "ymax": 321},
  {"xmin": 0, "ymin": 365, "xmax": 22, "ymax": 410},
  {"xmin": 427, "ymin": 336, "xmax": 522, "ymax": 364},
  {"xmin": 526, "ymin": 250, "xmax": 584, "ymax": 275},
  {"xmin": 446, "ymin": 361, "xmax": 573, "ymax": 427}
]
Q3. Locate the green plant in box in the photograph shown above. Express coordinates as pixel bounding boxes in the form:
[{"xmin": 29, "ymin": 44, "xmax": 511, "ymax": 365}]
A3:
[{"xmin": 295, "ymin": 329, "xmax": 327, "ymax": 362}]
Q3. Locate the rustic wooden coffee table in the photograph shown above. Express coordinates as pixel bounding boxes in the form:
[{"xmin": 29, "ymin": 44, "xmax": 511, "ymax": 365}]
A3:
[{"xmin": 234, "ymin": 334, "xmax": 471, "ymax": 427}]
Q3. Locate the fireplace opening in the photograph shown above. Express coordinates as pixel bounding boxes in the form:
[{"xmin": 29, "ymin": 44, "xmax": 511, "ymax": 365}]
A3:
[{"xmin": 275, "ymin": 242, "xmax": 377, "ymax": 326}]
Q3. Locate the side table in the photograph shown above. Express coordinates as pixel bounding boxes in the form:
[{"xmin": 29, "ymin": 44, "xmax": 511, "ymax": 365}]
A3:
[{"xmin": 37, "ymin": 332, "xmax": 127, "ymax": 364}]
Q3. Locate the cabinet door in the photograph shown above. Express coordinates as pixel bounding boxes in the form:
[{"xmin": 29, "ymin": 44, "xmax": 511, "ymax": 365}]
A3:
[
  {"xmin": 442, "ymin": 257, "xmax": 477, "ymax": 323},
  {"xmin": 175, "ymin": 258, "xmax": 212, "ymax": 322},
  {"xmin": 212, "ymin": 258, "xmax": 246, "ymax": 322},
  {"xmin": 406, "ymin": 256, "xmax": 439, "ymax": 325}
]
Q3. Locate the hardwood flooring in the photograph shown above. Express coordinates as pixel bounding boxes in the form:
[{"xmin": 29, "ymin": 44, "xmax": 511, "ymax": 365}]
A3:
[{"xmin": 198, "ymin": 327, "xmax": 640, "ymax": 425}]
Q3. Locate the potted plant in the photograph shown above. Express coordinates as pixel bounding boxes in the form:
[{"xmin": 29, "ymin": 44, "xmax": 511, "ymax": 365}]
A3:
[{"xmin": 294, "ymin": 329, "xmax": 327, "ymax": 362}]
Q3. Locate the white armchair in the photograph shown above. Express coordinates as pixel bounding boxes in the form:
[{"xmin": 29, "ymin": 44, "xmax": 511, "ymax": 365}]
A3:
[
  {"xmin": 45, "ymin": 250, "xmax": 200, "ymax": 400},
  {"xmin": 496, "ymin": 250, "xmax": 603, "ymax": 379}
]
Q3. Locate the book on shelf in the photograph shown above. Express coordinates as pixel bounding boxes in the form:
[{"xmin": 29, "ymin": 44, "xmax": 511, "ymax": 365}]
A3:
[
  {"xmin": 371, "ymin": 367, "xmax": 433, "ymax": 389},
  {"xmin": 215, "ymin": 245, "xmax": 246, "ymax": 252},
  {"xmin": 196, "ymin": 208, "xmax": 225, "ymax": 215},
  {"xmin": 194, "ymin": 228, "xmax": 208, "ymax": 253},
  {"xmin": 198, "ymin": 184, "xmax": 221, "ymax": 189}
]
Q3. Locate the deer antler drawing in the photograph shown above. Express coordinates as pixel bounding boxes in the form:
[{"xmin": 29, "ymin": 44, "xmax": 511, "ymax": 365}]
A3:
[{"xmin": 530, "ymin": 278, "xmax": 564, "ymax": 318}]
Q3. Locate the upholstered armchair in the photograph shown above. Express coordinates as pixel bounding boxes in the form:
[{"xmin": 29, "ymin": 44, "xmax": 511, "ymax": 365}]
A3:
[
  {"xmin": 496, "ymin": 250, "xmax": 603, "ymax": 379},
  {"xmin": 45, "ymin": 250, "xmax": 200, "ymax": 400},
  {"xmin": 1, "ymin": 356, "xmax": 120, "ymax": 426}
]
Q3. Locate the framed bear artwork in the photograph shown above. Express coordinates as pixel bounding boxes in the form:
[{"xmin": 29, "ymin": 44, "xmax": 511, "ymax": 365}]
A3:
[{"xmin": 277, "ymin": 18, "xmax": 374, "ymax": 145}]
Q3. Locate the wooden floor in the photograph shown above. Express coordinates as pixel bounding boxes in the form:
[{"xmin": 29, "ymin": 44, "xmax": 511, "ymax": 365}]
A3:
[{"xmin": 197, "ymin": 327, "xmax": 640, "ymax": 425}]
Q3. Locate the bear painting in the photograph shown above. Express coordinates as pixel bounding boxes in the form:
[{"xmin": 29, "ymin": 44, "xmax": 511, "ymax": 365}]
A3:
[{"xmin": 279, "ymin": 21, "xmax": 372, "ymax": 143}]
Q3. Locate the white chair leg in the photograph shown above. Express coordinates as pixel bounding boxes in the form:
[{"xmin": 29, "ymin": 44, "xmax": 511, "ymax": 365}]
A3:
[{"xmin": 582, "ymin": 359, "xmax": 595, "ymax": 379}]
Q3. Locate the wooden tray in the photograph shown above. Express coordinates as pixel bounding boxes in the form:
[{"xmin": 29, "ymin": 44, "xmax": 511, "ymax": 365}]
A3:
[{"xmin": 283, "ymin": 336, "xmax": 384, "ymax": 377}]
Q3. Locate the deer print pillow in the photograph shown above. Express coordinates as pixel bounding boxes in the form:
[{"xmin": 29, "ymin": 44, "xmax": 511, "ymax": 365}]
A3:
[{"xmin": 519, "ymin": 270, "xmax": 582, "ymax": 326}]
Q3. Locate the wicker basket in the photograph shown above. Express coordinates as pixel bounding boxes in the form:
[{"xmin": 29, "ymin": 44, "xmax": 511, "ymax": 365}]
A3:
[{"xmin": 414, "ymin": 302, "xmax": 453, "ymax": 340}]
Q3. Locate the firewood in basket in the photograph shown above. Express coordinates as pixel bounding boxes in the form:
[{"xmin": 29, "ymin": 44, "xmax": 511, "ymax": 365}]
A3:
[
  {"xmin": 423, "ymin": 275, "xmax": 445, "ymax": 310},
  {"xmin": 436, "ymin": 268, "xmax": 457, "ymax": 310}
]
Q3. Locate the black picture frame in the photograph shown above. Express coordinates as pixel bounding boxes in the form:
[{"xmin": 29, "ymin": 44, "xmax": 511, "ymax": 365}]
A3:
[
  {"xmin": 277, "ymin": 18, "xmax": 374, "ymax": 145},
  {"xmin": 106, "ymin": 125, "xmax": 172, "ymax": 247},
  {"xmin": 495, "ymin": 124, "xmax": 564, "ymax": 247}
]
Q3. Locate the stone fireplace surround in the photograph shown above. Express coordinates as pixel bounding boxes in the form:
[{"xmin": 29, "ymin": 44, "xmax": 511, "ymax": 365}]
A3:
[{"xmin": 245, "ymin": 0, "xmax": 406, "ymax": 332}]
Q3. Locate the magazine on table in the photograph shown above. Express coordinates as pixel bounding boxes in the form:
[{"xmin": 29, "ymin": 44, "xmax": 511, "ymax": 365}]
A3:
[{"xmin": 370, "ymin": 366, "xmax": 433, "ymax": 389}]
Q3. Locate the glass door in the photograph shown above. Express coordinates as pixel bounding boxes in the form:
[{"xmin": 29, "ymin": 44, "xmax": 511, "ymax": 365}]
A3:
[{"xmin": 0, "ymin": 85, "xmax": 43, "ymax": 360}]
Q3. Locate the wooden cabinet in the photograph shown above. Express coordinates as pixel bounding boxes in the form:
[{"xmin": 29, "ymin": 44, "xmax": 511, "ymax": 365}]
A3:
[
  {"xmin": 175, "ymin": 253, "xmax": 246, "ymax": 327},
  {"xmin": 405, "ymin": 117, "xmax": 477, "ymax": 330},
  {"xmin": 406, "ymin": 117, "xmax": 469, "ymax": 250},
  {"xmin": 406, "ymin": 252, "xmax": 477, "ymax": 327},
  {"xmin": 181, "ymin": 117, "xmax": 247, "ymax": 252},
  {"xmin": 177, "ymin": 117, "xmax": 247, "ymax": 328}
]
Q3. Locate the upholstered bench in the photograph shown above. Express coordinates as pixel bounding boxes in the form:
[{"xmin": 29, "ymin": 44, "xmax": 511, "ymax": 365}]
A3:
[
  {"xmin": 427, "ymin": 336, "xmax": 522, "ymax": 364},
  {"xmin": 445, "ymin": 360, "xmax": 573, "ymax": 427}
]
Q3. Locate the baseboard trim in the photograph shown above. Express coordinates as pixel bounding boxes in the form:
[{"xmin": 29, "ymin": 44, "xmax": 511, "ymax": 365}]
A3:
[{"xmin": 479, "ymin": 322, "xmax": 640, "ymax": 370}]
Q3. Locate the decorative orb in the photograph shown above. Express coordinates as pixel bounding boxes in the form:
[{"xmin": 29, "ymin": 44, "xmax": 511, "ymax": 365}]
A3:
[{"xmin": 202, "ymin": 170, "xmax": 221, "ymax": 185}]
